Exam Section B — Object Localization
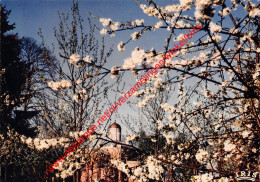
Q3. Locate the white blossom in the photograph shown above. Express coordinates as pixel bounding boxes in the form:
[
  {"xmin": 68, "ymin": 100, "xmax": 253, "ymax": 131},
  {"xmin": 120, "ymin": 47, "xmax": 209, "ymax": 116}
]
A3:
[
  {"xmin": 195, "ymin": 149, "xmax": 209, "ymax": 164},
  {"xmin": 194, "ymin": 0, "xmax": 213, "ymax": 19},
  {"xmin": 192, "ymin": 173, "xmax": 213, "ymax": 182},
  {"xmin": 131, "ymin": 32, "xmax": 140, "ymax": 40},
  {"xmin": 99, "ymin": 18, "xmax": 111, "ymax": 27},
  {"xmin": 110, "ymin": 22, "xmax": 120, "ymax": 31},
  {"xmin": 48, "ymin": 81, "xmax": 60, "ymax": 91},
  {"xmin": 117, "ymin": 41, "xmax": 125, "ymax": 51},
  {"xmin": 100, "ymin": 28, "xmax": 107, "ymax": 35},
  {"xmin": 229, "ymin": 28, "xmax": 238, "ymax": 34},
  {"xmin": 161, "ymin": 103, "xmax": 176, "ymax": 113},
  {"xmin": 180, "ymin": 0, "xmax": 193, "ymax": 7},
  {"xmin": 223, "ymin": 7, "xmax": 231, "ymax": 16},
  {"xmin": 122, "ymin": 47, "xmax": 145, "ymax": 69},
  {"xmin": 76, "ymin": 79, "xmax": 82, "ymax": 85},
  {"xmin": 224, "ymin": 140, "xmax": 236, "ymax": 152},
  {"xmin": 209, "ymin": 22, "xmax": 222, "ymax": 33},
  {"xmin": 135, "ymin": 19, "xmax": 144, "ymax": 26},
  {"xmin": 241, "ymin": 130, "xmax": 250, "ymax": 138},
  {"xmin": 47, "ymin": 80, "xmax": 71, "ymax": 90},
  {"xmin": 154, "ymin": 21, "xmax": 163, "ymax": 29},
  {"xmin": 156, "ymin": 120, "xmax": 163, "ymax": 130},
  {"xmin": 193, "ymin": 100, "xmax": 202, "ymax": 106},
  {"xmin": 137, "ymin": 99, "xmax": 147, "ymax": 108},
  {"xmin": 211, "ymin": 34, "xmax": 222, "ymax": 42},
  {"xmin": 60, "ymin": 80, "xmax": 72, "ymax": 88},
  {"xmin": 218, "ymin": 177, "xmax": 229, "ymax": 182},
  {"xmin": 249, "ymin": 8, "xmax": 260, "ymax": 17},
  {"xmin": 73, "ymin": 94, "xmax": 80, "ymax": 103},
  {"xmin": 154, "ymin": 78, "xmax": 163, "ymax": 88},
  {"xmin": 126, "ymin": 134, "xmax": 138, "ymax": 144},
  {"xmin": 163, "ymin": 132, "xmax": 174, "ymax": 144},
  {"xmin": 69, "ymin": 54, "xmax": 80, "ymax": 64},
  {"xmin": 165, "ymin": 5, "xmax": 180, "ymax": 12},
  {"xmin": 110, "ymin": 66, "xmax": 121, "ymax": 78},
  {"xmin": 83, "ymin": 55, "xmax": 92, "ymax": 63},
  {"xmin": 221, "ymin": 81, "xmax": 228, "ymax": 87}
]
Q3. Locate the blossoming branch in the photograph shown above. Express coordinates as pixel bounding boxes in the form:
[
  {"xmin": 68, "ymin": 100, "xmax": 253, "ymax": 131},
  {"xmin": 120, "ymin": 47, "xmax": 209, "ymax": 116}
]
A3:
[{"xmin": 46, "ymin": 24, "xmax": 201, "ymax": 174}]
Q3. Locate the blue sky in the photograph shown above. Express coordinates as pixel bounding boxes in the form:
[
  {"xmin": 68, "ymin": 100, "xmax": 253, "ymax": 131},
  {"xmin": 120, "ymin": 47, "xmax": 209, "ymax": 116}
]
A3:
[
  {"xmin": 3, "ymin": 0, "xmax": 178, "ymax": 59},
  {"xmin": 3, "ymin": 0, "xmax": 178, "ymax": 81},
  {"xmin": 2, "ymin": 0, "xmax": 256, "ymax": 68}
]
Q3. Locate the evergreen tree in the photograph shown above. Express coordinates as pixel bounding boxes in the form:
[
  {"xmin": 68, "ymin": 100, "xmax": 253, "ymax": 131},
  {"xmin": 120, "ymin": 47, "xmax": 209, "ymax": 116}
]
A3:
[{"xmin": 0, "ymin": 5, "xmax": 37, "ymax": 137}]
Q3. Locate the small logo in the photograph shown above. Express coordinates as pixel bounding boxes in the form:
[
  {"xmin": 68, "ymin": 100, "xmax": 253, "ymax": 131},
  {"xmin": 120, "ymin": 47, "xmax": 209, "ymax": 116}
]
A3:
[{"xmin": 236, "ymin": 171, "xmax": 259, "ymax": 181}]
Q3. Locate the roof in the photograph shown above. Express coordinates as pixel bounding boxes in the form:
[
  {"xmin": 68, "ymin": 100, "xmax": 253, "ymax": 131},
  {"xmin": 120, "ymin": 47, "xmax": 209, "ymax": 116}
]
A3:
[{"xmin": 109, "ymin": 122, "xmax": 121, "ymax": 129}]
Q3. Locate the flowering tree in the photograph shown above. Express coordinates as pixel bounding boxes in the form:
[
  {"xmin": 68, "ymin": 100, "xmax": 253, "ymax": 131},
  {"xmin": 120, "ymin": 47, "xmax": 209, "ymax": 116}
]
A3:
[
  {"xmin": 36, "ymin": 0, "xmax": 114, "ymax": 137},
  {"xmin": 91, "ymin": 0, "xmax": 260, "ymax": 181},
  {"xmin": 16, "ymin": 0, "xmax": 123, "ymax": 180}
]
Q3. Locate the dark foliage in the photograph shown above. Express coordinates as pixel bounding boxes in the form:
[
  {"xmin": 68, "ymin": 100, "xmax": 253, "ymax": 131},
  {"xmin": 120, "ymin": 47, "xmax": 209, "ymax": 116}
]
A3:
[{"xmin": 0, "ymin": 5, "xmax": 37, "ymax": 137}]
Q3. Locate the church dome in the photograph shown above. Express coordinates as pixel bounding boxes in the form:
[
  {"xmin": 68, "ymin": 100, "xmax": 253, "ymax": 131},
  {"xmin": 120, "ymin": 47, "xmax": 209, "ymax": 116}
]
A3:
[
  {"xmin": 109, "ymin": 122, "xmax": 121, "ymax": 130},
  {"xmin": 109, "ymin": 122, "xmax": 121, "ymax": 141}
]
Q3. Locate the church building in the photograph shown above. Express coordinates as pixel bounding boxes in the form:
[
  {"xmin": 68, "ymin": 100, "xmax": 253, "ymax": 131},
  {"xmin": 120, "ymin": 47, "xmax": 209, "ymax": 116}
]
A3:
[{"xmin": 80, "ymin": 122, "xmax": 140, "ymax": 182}]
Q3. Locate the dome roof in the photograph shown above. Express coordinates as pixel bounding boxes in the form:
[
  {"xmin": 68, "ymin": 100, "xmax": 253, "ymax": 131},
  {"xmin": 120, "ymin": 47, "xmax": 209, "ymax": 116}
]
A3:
[{"xmin": 109, "ymin": 122, "xmax": 121, "ymax": 129}]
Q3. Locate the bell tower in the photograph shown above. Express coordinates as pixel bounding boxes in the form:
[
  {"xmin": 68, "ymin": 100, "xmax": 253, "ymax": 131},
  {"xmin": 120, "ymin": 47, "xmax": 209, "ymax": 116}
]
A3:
[{"xmin": 108, "ymin": 122, "xmax": 121, "ymax": 141}]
